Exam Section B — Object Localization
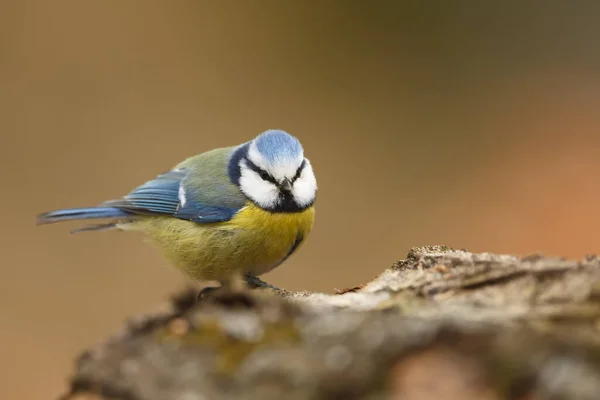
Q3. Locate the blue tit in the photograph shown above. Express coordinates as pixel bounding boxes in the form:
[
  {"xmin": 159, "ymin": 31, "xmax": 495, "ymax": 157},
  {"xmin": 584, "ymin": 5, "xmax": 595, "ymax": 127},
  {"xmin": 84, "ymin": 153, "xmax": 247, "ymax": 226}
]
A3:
[{"xmin": 37, "ymin": 129, "xmax": 317, "ymax": 286}]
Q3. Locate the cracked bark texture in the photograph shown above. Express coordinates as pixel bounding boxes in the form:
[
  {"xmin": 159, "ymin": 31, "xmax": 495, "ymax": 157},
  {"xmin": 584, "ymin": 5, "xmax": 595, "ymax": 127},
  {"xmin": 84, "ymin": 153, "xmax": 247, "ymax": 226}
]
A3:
[{"xmin": 61, "ymin": 246, "xmax": 600, "ymax": 400}]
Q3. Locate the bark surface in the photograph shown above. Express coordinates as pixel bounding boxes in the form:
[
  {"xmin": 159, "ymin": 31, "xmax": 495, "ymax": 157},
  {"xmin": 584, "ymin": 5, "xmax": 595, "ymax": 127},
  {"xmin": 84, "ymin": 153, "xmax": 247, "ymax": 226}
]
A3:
[{"xmin": 62, "ymin": 246, "xmax": 600, "ymax": 400}]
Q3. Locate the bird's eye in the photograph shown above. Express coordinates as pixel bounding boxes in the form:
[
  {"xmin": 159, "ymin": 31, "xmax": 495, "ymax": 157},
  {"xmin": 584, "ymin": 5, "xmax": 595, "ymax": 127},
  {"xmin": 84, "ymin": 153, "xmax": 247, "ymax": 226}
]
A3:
[{"xmin": 258, "ymin": 170, "xmax": 271, "ymax": 181}]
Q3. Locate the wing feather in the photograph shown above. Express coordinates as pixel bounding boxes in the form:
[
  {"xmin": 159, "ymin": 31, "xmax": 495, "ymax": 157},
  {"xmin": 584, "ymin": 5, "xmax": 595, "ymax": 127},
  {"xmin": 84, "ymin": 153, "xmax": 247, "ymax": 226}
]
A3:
[{"xmin": 102, "ymin": 169, "xmax": 239, "ymax": 223}]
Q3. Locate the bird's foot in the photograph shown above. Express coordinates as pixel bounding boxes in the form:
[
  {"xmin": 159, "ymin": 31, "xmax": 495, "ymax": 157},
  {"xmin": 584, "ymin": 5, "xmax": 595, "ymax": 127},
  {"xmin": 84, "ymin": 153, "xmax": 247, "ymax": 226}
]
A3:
[
  {"xmin": 244, "ymin": 275, "xmax": 282, "ymax": 291},
  {"xmin": 196, "ymin": 284, "xmax": 257, "ymax": 308},
  {"xmin": 196, "ymin": 285, "xmax": 220, "ymax": 302},
  {"xmin": 197, "ymin": 276, "xmax": 284, "ymax": 302}
]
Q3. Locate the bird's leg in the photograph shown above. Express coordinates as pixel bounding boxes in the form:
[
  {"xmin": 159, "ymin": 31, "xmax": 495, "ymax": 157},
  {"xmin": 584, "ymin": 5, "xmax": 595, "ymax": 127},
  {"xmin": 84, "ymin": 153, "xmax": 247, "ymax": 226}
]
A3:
[
  {"xmin": 196, "ymin": 285, "xmax": 220, "ymax": 301},
  {"xmin": 197, "ymin": 274, "xmax": 245, "ymax": 301},
  {"xmin": 197, "ymin": 275, "xmax": 283, "ymax": 302},
  {"xmin": 244, "ymin": 274, "xmax": 282, "ymax": 291}
]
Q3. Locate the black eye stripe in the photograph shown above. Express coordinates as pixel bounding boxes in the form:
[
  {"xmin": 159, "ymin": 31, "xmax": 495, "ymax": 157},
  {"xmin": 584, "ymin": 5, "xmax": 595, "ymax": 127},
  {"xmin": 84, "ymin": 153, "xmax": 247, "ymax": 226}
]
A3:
[
  {"xmin": 243, "ymin": 157, "xmax": 307, "ymax": 185},
  {"xmin": 292, "ymin": 159, "xmax": 307, "ymax": 183},
  {"xmin": 245, "ymin": 159, "xmax": 277, "ymax": 184}
]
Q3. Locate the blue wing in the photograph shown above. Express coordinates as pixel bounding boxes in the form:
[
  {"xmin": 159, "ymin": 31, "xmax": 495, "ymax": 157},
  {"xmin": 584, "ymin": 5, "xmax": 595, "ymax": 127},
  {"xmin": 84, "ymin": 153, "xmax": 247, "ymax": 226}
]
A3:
[{"xmin": 102, "ymin": 169, "xmax": 240, "ymax": 223}]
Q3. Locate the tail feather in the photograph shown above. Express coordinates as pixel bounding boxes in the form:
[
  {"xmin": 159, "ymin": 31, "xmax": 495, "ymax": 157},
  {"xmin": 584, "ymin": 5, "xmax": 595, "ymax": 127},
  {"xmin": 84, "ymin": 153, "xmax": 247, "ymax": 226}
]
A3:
[
  {"xmin": 69, "ymin": 222, "xmax": 122, "ymax": 234},
  {"xmin": 36, "ymin": 206, "xmax": 130, "ymax": 226}
]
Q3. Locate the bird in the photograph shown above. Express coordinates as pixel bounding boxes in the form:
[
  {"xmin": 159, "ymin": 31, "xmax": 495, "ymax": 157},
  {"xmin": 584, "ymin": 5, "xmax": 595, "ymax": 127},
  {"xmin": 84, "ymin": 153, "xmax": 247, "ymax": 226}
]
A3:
[{"xmin": 36, "ymin": 129, "xmax": 317, "ymax": 289}]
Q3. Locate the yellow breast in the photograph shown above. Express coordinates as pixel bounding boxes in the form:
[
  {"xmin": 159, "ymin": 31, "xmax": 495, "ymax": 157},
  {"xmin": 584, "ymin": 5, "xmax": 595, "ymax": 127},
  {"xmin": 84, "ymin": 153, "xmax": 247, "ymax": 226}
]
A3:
[{"xmin": 127, "ymin": 203, "xmax": 315, "ymax": 282}]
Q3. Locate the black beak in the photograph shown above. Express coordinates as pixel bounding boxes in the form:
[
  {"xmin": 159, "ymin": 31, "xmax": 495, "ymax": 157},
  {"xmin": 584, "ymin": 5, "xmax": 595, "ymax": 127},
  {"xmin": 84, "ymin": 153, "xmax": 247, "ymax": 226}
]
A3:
[{"xmin": 280, "ymin": 179, "xmax": 292, "ymax": 191}]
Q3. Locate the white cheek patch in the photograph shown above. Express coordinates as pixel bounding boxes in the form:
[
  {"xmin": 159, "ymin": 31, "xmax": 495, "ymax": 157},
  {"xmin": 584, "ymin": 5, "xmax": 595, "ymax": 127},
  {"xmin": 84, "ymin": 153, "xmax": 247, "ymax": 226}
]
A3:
[
  {"xmin": 292, "ymin": 160, "xmax": 317, "ymax": 207},
  {"xmin": 239, "ymin": 161, "xmax": 280, "ymax": 208}
]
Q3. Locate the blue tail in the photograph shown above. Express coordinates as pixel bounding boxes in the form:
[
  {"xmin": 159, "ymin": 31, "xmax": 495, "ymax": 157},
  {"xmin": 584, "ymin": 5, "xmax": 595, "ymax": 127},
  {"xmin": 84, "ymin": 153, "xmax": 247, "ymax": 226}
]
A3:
[{"xmin": 36, "ymin": 206, "xmax": 130, "ymax": 226}]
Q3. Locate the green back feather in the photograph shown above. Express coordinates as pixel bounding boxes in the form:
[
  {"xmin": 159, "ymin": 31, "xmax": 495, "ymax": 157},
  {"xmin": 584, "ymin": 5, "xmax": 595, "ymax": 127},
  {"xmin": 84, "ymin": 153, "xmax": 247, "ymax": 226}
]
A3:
[{"xmin": 175, "ymin": 146, "xmax": 246, "ymax": 210}]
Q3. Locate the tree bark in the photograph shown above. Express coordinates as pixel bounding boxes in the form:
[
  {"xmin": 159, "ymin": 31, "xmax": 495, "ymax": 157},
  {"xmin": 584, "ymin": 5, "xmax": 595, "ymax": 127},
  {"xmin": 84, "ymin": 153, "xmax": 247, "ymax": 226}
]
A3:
[{"xmin": 61, "ymin": 246, "xmax": 600, "ymax": 400}]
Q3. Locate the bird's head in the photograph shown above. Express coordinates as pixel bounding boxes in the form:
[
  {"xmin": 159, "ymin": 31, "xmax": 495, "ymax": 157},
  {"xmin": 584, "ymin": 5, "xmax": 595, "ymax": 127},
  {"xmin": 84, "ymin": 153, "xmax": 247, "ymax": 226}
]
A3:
[{"xmin": 230, "ymin": 129, "xmax": 317, "ymax": 212}]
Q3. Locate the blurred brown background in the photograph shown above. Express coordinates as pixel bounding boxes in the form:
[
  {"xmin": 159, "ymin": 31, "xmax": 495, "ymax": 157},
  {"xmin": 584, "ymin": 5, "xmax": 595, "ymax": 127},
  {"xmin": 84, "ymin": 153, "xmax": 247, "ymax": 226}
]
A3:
[{"xmin": 2, "ymin": 1, "xmax": 600, "ymax": 398}]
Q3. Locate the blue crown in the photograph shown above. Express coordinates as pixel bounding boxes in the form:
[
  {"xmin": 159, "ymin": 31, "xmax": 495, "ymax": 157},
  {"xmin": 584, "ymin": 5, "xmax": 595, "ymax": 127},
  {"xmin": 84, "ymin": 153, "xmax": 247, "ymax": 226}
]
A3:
[{"xmin": 254, "ymin": 130, "xmax": 303, "ymax": 164}]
